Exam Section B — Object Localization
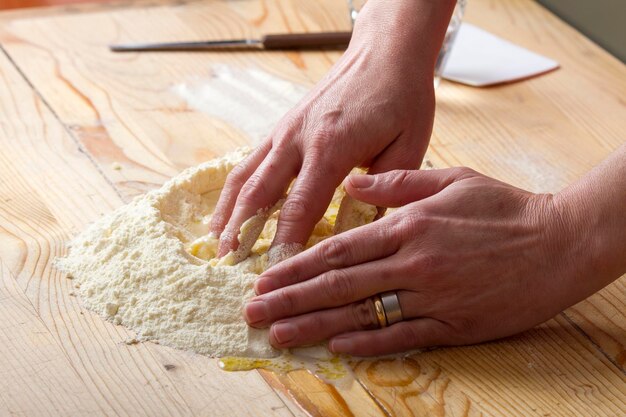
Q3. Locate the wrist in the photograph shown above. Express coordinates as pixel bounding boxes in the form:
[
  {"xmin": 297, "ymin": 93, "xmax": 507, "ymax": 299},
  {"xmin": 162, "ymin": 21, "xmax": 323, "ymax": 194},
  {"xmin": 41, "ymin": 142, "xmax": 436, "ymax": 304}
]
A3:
[
  {"xmin": 524, "ymin": 193, "xmax": 590, "ymax": 312},
  {"xmin": 552, "ymin": 179, "xmax": 626, "ymax": 301},
  {"xmin": 351, "ymin": 0, "xmax": 456, "ymax": 68}
]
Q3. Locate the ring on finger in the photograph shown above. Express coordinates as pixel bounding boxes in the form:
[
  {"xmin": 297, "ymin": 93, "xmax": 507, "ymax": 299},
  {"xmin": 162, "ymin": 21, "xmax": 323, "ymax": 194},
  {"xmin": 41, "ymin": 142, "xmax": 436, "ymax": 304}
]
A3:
[
  {"xmin": 372, "ymin": 295, "xmax": 387, "ymax": 328},
  {"xmin": 380, "ymin": 291, "xmax": 403, "ymax": 325}
]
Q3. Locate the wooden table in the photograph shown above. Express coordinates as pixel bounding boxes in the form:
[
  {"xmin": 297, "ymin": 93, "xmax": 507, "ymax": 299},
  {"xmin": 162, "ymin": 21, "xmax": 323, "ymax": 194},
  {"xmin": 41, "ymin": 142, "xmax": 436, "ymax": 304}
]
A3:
[{"xmin": 0, "ymin": 0, "xmax": 624, "ymax": 415}]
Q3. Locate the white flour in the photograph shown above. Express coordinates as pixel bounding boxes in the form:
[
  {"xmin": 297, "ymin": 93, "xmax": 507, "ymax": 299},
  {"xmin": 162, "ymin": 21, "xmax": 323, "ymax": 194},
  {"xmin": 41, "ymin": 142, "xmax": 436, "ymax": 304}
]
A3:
[
  {"xmin": 174, "ymin": 65, "xmax": 309, "ymax": 145},
  {"xmin": 55, "ymin": 149, "xmax": 280, "ymax": 357},
  {"xmin": 55, "ymin": 149, "xmax": 376, "ymax": 358}
]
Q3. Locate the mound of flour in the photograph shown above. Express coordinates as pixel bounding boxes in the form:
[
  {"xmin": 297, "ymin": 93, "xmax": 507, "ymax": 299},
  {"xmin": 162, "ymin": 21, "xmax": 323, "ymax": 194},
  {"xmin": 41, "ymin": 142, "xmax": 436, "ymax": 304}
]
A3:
[{"xmin": 55, "ymin": 148, "xmax": 376, "ymax": 358}]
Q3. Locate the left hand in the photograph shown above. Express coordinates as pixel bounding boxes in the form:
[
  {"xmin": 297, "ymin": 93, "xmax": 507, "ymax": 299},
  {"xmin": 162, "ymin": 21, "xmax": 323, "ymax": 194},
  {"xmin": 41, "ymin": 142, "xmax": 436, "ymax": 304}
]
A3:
[
  {"xmin": 209, "ymin": 0, "xmax": 457, "ymax": 257},
  {"xmin": 242, "ymin": 167, "xmax": 594, "ymax": 356}
]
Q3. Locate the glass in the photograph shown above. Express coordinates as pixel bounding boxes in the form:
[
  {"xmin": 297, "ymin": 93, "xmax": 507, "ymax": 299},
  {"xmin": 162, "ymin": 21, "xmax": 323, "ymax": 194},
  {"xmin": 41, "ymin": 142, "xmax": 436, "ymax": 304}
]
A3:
[{"xmin": 348, "ymin": 0, "xmax": 467, "ymax": 88}]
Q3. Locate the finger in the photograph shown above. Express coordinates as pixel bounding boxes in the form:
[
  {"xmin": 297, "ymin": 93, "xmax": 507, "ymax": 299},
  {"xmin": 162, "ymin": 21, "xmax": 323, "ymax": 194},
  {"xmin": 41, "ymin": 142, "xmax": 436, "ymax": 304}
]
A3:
[
  {"xmin": 210, "ymin": 144, "xmax": 271, "ymax": 236},
  {"xmin": 255, "ymin": 218, "xmax": 400, "ymax": 295},
  {"xmin": 366, "ymin": 136, "xmax": 424, "ymax": 222},
  {"xmin": 268, "ymin": 290, "xmax": 429, "ymax": 348},
  {"xmin": 329, "ymin": 318, "xmax": 448, "ymax": 356},
  {"xmin": 345, "ymin": 167, "xmax": 479, "ymax": 208},
  {"xmin": 270, "ymin": 157, "xmax": 348, "ymax": 248},
  {"xmin": 217, "ymin": 148, "xmax": 300, "ymax": 256},
  {"xmin": 268, "ymin": 298, "xmax": 379, "ymax": 348},
  {"xmin": 245, "ymin": 257, "xmax": 406, "ymax": 327},
  {"xmin": 367, "ymin": 134, "xmax": 426, "ymax": 176}
]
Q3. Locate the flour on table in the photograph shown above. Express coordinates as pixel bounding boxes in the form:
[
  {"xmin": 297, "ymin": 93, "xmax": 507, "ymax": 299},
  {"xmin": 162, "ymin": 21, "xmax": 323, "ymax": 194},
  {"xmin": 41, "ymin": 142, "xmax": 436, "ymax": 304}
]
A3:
[
  {"xmin": 174, "ymin": 65, "xmax": 309, "ymax": 145},
  {"xmin": 55, "ymin": 148, "xmax": 376, "ymax": 358}
]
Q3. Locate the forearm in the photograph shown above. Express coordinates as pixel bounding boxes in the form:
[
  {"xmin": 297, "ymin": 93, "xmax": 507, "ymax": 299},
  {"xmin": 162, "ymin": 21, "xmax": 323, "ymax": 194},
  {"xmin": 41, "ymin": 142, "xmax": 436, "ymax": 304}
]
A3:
[
  {"xmin": 557, "ymin": 143, "xmax": 626, "ymax": 296},
  {"xmin": 352, "ymin": 0, "xmax": 456, "ymax": 72}
]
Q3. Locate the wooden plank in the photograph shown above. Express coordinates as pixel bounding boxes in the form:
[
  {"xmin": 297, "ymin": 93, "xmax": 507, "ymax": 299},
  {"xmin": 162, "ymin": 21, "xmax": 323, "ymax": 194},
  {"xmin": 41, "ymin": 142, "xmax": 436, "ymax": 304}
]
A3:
[
  {"xmin": 0, "ymin": 0, "xmax": 624, "ymax": 415},
  {"xmin": 433, "ymin": 0, "xmax": 625, "ymax": 189},
  {"xmin": 352, "ymin": 316, "xmax": 626, "ymax": 416},
  {"xmin": 0, "ymin": 259, "xmax": 105, "ymax": 417},
  {"xmin": 564, "ymin": 287, "xmax": 626, "ymax": 372},
  {"xmin": 261, "ymin": 370, "xmax": 387, "ymax": 417},
  {"xmin": 0, "ymin": 0, "xmax": 352, "ymax": 200},
  {"xmin": 0, "ymin": 48, "xmax": 301, "ymax": 417},
  {"xmin": 0, "ymin": 0, "xmax": 206, "ymax": 24},
  {"xmin": 0, "ymin": 0, "xmax": 108, "ymax": 12}
]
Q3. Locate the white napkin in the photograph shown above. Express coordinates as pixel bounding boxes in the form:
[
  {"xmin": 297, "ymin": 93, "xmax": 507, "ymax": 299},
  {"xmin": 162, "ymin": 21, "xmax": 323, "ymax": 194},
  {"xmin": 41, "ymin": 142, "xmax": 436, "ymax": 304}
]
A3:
[{"xmin": 441, "ymin": 23, "xmax": 559, "ymax": 87}]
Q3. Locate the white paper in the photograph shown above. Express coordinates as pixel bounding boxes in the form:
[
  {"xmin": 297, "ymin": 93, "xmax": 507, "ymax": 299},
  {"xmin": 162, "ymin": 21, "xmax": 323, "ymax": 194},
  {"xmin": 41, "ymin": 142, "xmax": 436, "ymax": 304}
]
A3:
[{"xmin": 442, "ymin": 23, "xmax": 559, "ymax": 87}]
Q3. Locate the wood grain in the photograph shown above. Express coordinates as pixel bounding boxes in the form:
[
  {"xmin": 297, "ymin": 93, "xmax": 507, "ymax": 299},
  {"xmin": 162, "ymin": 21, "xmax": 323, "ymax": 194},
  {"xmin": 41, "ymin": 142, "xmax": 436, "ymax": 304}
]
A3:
[
  {"xmin": 0, "ymin": 48, "xmax": 303, "ymax": 417},
  {"xmin": 0, "ymin": 0, "xmax": 625, "ymax": 416},
  {"xmin": 352, "ymin": 316, "xmax": 626, "ymax": 416},
  {"xmin": 0, "ymin": 0, "xmax": 351, "ymax": 200},
  {"xmin": 0, "ymin": 259, "xmax": 104, "ymax": 416},
  {"xmin": 0, "ymin": 0, "xmax": 113, "ymax": 12}
]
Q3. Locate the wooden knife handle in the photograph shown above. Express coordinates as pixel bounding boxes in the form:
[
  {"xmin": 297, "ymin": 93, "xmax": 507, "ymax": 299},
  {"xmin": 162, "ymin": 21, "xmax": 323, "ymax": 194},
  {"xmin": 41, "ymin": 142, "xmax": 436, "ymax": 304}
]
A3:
[{"xmin": 261, "ymin": 32, "xmax": 352, "ymax": 50}]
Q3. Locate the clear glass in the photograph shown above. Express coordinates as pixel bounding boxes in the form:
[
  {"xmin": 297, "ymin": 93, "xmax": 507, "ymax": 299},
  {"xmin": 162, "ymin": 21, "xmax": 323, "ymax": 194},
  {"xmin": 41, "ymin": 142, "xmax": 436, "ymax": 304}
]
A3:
[
  {"xmin": 433, "ymin": 0, "xmax": 466, "ymax": 87},
  {"xmin": 348, "ymin": 0, "xmax": 467, "ymax": 88}
]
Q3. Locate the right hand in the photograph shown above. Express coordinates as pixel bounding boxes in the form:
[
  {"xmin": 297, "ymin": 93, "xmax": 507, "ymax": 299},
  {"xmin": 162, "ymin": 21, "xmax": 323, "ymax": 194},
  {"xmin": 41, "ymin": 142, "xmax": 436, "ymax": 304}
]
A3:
[
  {"xmin": 210, "ymin": 0, "xmax": 457, "ymax": 256},
  {"xmin": 244, "ymin": 168, "xmax": 602, "ymax": 356}
]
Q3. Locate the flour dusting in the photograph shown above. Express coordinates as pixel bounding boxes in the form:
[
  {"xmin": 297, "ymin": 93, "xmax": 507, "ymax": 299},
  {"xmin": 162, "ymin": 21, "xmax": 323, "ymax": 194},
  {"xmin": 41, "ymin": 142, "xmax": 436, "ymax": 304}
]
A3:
[
  {"xmin": 174, "ymin": 65, "xmax": 309, "ymax": 144},
  {"xmin": 55, "ymin": 149, "xmax": 279, "ymax": 357}
]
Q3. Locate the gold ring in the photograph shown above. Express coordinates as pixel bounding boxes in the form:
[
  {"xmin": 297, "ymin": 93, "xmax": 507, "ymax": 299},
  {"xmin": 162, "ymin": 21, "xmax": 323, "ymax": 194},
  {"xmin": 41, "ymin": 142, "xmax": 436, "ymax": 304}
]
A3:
[{"xmin": 372, "ymin": 295, "xmax": 388, "ymax": 328}]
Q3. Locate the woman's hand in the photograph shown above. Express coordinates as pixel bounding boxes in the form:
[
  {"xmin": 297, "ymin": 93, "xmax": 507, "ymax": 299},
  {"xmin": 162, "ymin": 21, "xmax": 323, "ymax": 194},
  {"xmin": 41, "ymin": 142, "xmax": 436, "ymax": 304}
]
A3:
[
  {"xmin": 242, "ymin": 167, "xmax": 618, "ymax": 356},
  {"xmin": 210, "ymin": 0, "xmax": 456, "ymax": 256}
]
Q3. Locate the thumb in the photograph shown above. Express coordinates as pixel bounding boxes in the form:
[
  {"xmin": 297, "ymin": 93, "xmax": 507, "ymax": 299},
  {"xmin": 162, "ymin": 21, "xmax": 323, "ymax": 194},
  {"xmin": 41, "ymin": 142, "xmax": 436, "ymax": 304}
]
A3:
[{"xmin": 345, "ymin": 167, "xmax": 477, "ymax": 207}]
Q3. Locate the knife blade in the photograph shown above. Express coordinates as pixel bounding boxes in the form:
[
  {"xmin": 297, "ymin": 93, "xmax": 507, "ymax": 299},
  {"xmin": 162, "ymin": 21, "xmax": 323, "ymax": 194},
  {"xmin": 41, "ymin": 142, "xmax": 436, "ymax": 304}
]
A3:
[{"xmin": 110, "ymin": 31, "xmax": 352, "ymax": 52}]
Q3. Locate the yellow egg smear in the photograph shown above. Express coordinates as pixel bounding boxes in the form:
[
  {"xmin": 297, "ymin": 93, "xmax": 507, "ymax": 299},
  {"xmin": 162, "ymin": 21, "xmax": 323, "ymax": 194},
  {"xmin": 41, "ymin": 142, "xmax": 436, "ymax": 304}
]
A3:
[
  {"xmin": 185, "ymin": 179, "xmax": 375, "ymax": 265},
  {"xmin": 219, "ymin": 349, "xmax": 354, "ymax": 387},
  {"xmin": 187, "ymin": 234, "xmax": 219, "ymax": 259}
]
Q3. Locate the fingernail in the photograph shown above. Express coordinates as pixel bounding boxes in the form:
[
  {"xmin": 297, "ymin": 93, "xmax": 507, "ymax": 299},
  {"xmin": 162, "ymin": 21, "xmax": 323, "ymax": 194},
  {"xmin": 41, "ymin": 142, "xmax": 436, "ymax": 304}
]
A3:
[
  {"xmin": 244, "ymin": 301, "xmax": 268, "ymax": 324},
  {"xmin": 254, "ymin": 277, "xmax": 275, "ymax": 295},
  {"xmin": 349, "ymin": 175, "xmax": 374, "ymax": 189},
  {"xmin": 330, "ymin": 337, "xmax": 354, "ymax": 353},
  {"xmin": 272, "ymin": 322, "xmax": 298, "ymax": 344}
]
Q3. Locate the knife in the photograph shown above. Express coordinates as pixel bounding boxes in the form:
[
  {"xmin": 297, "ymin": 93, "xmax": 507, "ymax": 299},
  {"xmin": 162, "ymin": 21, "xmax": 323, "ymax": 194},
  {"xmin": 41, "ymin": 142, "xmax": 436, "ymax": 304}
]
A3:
[{"xmin": 110, "ymin": 31, "xmax": 352, "ymax": 52}]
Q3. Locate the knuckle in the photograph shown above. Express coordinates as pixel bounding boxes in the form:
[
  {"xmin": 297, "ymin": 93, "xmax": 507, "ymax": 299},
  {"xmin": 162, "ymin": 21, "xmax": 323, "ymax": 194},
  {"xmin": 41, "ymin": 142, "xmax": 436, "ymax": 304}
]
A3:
[
  {"xmin": 273, "ymin": 134, "xmax": 299, "ymax": 156},
  {"xmin": 312, "ymin": 123, "xmax": 340, "ymax": 144},
  {"xmin": 392, "ymin": 210, "xmax": 427, "ymax": 240},
  {"xmin": 378, "ymin": 263, "xmax": 401, "ymax": 283},
  {"xmin": 272, "ymin": 117, "xmax": 303, "ymax": 150},
  {"xmin": 272, "ymin": 263, "xmax": 298, "ymax": 286},
  {"xmin": 239, "ymin": 173, "xmax": 269, "ymax": 205},
  {"xmin": 280, "ymin": 195, "xmax": 308, "ymax": 223},
  {"xmin": 304, "ymin": 313, "xmax": 327, "ymax": 335},
  {"xmin": 306, "ymin": 126, "xmax": 340, "ymax": 158},
  {"xmin": 320, "ymin": 269, "xmax": 355, "ymax": 303},
  {"xmin": 224, "ymin": 164, "xmax": 248, "ymax": 189},
  {"xmin": 375, "ymin": 219, "xmax": 395, "ymax": 241},
  {"xmin": 450, "ymin": 166, "xmax": 477, "ymax": 181},
  {"xmin": 410, "ymin": 253, "xmax": 440, "ymax": 274},
  {"xmin": 320, "ymin": 238, "xmax": 350, "ymax": 269},
  {"xmin": 390, "ymin": 169, "xmax": 414, "ymax": 189},
  {"xmin": 276, "ymin": 114, "xmax": 302, "ymax": 136},
  {"xmin": 348, "ymin": 300, "xmax": 378, "ymax": 330},
  {"xmin": 273, "ymin": 289, "xmax": 298, "ymax": 316}
]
